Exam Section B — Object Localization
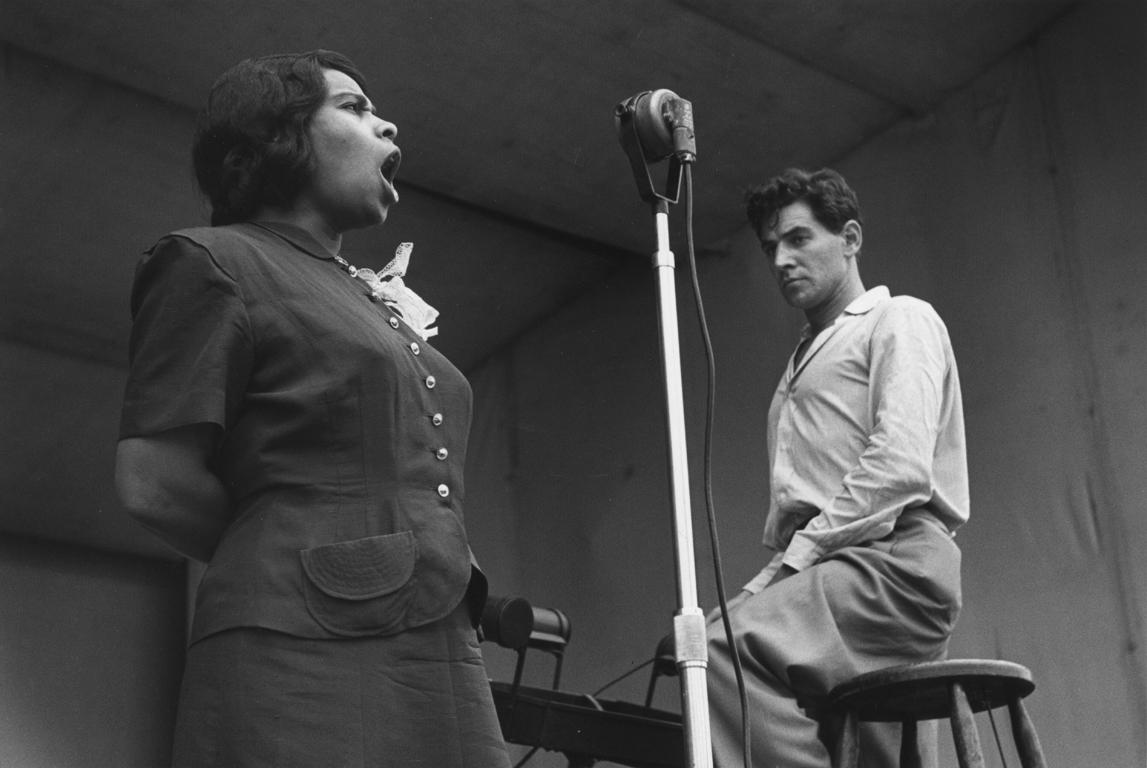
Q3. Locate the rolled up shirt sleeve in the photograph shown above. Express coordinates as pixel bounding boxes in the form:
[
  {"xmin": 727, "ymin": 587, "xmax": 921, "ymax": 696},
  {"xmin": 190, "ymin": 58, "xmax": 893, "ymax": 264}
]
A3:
[{"xmin": 741, "ymin": 550, "xmax": 786, "ymax": 594}]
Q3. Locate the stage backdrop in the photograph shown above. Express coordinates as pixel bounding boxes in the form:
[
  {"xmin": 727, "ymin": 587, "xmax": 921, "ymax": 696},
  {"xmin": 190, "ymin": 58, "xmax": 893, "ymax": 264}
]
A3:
[
  {"xmin": 466, "ymin": 3, "xmax": 1146, "ymax": 765},
  {"xmin": 0, "ymin": 2, "xmax": 1142, "ymax": 767}
]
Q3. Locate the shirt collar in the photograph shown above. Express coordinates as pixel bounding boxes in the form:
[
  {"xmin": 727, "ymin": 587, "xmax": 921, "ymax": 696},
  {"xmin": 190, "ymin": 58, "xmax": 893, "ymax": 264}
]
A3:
[
  {"xmin": 799, "ymin": 286, "xmax": 890, "ymax": 340},
  {"xmin": 844, "ymin": 285, "xmax": 890, "ymax": 315}
]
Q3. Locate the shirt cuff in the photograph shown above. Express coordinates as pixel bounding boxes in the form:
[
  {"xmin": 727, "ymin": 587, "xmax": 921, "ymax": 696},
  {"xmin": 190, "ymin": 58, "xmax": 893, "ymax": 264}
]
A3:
[
  {"xmin": 741, "ymin": 552, "xmax": 785, "ymax": 594},
  {"xmin": 781, "ymin": 533, "xmax": 823, "ymax": 573}
]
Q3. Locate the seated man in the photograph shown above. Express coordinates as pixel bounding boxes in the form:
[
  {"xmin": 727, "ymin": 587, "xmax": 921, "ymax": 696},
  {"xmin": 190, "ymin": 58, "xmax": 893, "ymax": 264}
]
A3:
[{"xmin": 707, "ymin": 168, "xmax": 968, "ymax": 767}]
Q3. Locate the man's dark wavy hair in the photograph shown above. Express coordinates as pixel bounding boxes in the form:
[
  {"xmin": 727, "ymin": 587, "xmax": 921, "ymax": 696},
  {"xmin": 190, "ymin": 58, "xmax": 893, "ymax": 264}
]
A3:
[
  {"xmin": 191, "ymin": 50, "xmax": 368, "ymax": 226},
  {"xmin": 744, "ymin": 167, "xmax": 862, "ymax": 238}
]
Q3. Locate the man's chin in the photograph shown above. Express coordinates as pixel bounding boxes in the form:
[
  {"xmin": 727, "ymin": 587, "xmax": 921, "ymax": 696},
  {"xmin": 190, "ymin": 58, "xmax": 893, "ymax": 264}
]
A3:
[{"xmin": 781, "ymin": 284, "xmax": 809, "ymax": 306}]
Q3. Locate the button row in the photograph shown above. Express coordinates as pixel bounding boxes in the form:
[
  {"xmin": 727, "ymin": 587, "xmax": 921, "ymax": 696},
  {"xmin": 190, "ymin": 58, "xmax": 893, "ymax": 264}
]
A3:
[{"xmin": 395, "ymin": 332, "xmax": 446, "ymax": 498}]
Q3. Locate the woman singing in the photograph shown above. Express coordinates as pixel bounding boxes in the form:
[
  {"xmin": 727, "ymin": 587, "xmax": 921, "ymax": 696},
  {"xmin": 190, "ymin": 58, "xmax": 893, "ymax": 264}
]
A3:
[{"xmin": 115, "ymin": 49, "xmax": 510, "ymax": 768}]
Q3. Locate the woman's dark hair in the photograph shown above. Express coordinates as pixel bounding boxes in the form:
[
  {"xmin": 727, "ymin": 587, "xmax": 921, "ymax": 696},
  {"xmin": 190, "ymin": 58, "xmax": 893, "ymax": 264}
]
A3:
[
  {"xmin": 744, "ymin": 167, "xmax": 862, "ymax": 238},
  {"xmin": 191, "ymin": 50, "xmax": 368, "ymax": 225}
]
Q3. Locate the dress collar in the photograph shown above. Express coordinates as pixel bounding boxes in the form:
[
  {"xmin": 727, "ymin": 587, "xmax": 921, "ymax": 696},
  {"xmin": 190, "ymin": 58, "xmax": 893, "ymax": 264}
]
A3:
[
  {"xmin": 246, "ymin": 221, "xmax": 338, "ymax": 261},
  {"xmin": 245, "ymin": 221, "xmax": 440, "ymax": 341}
]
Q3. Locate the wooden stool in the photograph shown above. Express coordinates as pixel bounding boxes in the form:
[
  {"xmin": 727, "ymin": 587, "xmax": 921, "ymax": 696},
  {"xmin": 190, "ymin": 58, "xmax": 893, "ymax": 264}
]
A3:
[{"xmin": 829, "ymin": 659, "xmax": 1047, "ymax": 768}]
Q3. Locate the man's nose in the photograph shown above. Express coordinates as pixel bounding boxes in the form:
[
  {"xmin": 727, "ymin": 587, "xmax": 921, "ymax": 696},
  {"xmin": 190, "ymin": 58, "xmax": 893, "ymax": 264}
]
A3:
[{"xmin": 773, "ymin": 245, "xmax": 797, "ymax": 270}]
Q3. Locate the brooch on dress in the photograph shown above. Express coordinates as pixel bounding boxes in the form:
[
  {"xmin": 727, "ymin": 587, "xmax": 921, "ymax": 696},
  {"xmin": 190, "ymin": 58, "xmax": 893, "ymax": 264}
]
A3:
[{"xmin": 333, "ymin": 242, "xmax": 440, "ymax": 340}]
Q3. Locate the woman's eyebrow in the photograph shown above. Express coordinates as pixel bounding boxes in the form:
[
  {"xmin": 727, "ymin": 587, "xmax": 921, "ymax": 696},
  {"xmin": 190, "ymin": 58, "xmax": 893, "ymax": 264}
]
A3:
[{"xmin": 330, "ymin": 90, "xmax": 375, "ymax": 111}]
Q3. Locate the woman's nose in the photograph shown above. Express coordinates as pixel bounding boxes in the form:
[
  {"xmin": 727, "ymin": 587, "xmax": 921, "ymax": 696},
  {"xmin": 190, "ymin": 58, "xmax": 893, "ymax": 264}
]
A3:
[{"xmin": 375, "ymin": 117, "xmax": 398, "ymax": 140}]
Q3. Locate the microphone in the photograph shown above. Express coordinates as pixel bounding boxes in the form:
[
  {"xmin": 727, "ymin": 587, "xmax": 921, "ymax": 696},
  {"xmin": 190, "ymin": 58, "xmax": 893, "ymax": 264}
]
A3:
[
  {"xmin": 663, "ymin": 94, "xmax": 696, "ymax": 163},
  {"xmin": 614, "ymin": 89, "xmax": 697, "ymax": 164}
]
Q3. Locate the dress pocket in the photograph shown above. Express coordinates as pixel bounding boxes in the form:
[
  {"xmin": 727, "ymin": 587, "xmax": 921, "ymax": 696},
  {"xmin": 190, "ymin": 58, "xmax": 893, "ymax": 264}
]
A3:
[{"xmin": 299, "ymin": 531, "xmax": 418, "ymax": 636}]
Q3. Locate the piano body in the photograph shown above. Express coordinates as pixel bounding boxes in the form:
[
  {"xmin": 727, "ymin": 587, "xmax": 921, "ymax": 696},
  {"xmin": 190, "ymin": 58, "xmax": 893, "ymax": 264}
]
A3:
[{"xmin": 482, "ymin": 595, "xmax": 685, "ymax": 768}]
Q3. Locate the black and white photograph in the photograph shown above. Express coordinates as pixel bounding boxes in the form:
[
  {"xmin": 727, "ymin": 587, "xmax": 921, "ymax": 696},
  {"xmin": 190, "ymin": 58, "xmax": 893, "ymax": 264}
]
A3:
[{"xmin": 1, "ymin": 1, "xmax": 1144, "ymax": 766}]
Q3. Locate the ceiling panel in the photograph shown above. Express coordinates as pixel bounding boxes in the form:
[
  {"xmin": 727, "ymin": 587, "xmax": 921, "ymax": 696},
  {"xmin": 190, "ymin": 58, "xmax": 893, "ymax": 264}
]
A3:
[
  {"xmin": 1, "ymin": 0, "xmax": 1076, "ymax": 364},
  {"xmin": 673, "ymin": 0, "xmax": 1078, "ymax": 113},
  {"xmin": 0, "ymin": 0, "xmax": 1080, "ymax": 559}
]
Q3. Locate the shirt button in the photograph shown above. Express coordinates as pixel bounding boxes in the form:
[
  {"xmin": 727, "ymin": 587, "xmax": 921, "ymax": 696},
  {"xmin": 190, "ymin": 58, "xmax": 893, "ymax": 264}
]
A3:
[
  {"xmin": 388, "ymin": 316, "xmax": 400, "ymax": 329},
  {"xmin": 410, "ymin": 342, "xmax": 421, "ymax": 355},
  {"xmin": 425, "ymin": 375, "xmax": 436, "ymax": 389},
  {"xmin": 436, "ymin": 447, "xmax": 449, "ymax": 461},
  {"xmin": 437, "ymin": 484, "xmax": 450, "ymax": 498},
  {"xmin": 431, "ymin": 413, "xmax": 444, "ymax": 426}
]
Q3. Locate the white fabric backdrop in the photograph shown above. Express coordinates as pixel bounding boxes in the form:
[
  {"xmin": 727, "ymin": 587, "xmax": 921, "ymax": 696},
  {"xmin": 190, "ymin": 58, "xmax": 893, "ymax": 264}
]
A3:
[{"xmin": 465, "ymin": 4, "xmax": 1146, "ymax": 765}]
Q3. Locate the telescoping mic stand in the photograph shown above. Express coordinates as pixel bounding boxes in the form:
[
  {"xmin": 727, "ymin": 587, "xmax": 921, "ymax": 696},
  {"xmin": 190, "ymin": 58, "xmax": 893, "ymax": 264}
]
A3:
[{"xmin": 614, "ymin": 90, "xmax": 711, "ymax": 768}]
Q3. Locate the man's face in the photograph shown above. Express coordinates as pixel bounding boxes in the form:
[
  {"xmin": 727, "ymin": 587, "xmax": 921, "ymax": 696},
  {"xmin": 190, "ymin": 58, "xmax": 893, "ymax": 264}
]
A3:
[{"xmin": 759, "ymin": 200, "xmax": 857, "ymax": 312}]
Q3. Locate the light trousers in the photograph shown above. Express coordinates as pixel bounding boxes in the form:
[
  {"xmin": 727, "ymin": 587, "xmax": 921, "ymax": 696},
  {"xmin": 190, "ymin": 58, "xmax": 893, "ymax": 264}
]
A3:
[{"xmin": 707, "ymin": 510, "xmax": 961, "ymax": 768}]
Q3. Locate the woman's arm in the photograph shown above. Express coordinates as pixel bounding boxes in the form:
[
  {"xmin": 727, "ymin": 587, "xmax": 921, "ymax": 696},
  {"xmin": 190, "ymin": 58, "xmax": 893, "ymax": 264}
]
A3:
[{"xmin": 115, "ymin": 423, "xmax": 230, "ymax": 562}]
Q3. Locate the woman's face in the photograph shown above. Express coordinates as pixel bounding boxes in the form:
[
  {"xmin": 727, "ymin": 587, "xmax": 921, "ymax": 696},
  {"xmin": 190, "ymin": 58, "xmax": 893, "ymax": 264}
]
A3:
[{"xmin": 299, "ymin": 68, "xmax": 401, "ymax": 235}]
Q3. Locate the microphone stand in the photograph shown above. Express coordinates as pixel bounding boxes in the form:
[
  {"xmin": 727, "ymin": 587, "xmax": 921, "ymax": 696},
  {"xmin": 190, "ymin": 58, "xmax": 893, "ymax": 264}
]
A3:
[
  {"xmin": 651, "ymin": 195, "xmax": 713, "ymax": 768},
  {"xmin": 616, "ymin": 97, "xmax": 712, "ymax": 768}
]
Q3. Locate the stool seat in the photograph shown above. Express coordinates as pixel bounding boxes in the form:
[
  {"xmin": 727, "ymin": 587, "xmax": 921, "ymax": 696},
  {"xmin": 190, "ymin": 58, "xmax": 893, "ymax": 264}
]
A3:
[
  {"xmin": 829, "ymin": 659, "xmax": 1046, "ymax": 768},
  {"xmin": 831, "ymin": 659, "xmax": 1034, "ymax": 721}
]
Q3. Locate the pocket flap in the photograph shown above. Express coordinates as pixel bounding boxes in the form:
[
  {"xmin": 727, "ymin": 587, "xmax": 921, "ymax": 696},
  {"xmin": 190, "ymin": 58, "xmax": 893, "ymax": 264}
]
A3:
[{"xmin": 300, "ymin": 532, "xmax": 417, "ymax": 600}]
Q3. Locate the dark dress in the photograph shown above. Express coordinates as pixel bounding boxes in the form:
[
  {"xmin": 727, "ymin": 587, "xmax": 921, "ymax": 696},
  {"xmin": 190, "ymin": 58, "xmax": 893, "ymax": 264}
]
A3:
[{"xmin": 120, "ymin": 221, "xmax": 509, "ymax": 767}]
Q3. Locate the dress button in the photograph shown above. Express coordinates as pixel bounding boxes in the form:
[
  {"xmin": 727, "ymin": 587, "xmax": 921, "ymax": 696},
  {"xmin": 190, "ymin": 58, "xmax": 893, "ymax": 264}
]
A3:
[
  {"xmin": 436, "ymin": 447, "xmax": 449, "ymax": 461},
  {"xmin": 425, "ymin": 375, "xmax": 436, "ymax": 389},
  {"xmin": 431, "ymin": 413, "xmax": 444, "ymax": 426},
  {"xmin": 388, "ymin": 316, "xmax": 400, "ymax": 329},
  {"xmin": 437, "ymin": 484, "xmax": 450, "ymax": 498},
  {"xmin": 410, "ymin": 342, "xmax": 421, "ymax": 355}
]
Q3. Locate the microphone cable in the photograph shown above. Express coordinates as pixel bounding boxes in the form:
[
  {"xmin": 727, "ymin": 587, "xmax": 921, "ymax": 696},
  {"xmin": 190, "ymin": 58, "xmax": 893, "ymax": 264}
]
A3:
[{"xmin": 680, "ymin": 162, "xmax": 753, "ymax": 768}]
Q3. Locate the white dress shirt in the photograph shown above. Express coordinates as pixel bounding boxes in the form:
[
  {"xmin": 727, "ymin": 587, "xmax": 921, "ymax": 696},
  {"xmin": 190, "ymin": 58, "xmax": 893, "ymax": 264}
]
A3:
[{"xmin": 743, "ymin": 286, "xmax": 969, "ymax": 593}]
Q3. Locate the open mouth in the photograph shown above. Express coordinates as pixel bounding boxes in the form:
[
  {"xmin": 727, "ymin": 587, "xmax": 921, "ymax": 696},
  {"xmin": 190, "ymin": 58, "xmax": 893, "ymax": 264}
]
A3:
[{"xmin": 380, "ymin": 149, "xmax": 402, "ymax": 202}]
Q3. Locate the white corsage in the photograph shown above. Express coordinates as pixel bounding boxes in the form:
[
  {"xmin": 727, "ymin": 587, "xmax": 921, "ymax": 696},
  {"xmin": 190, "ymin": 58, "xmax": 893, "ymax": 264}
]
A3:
[{"xmin": 351, "ymin": 242, "xmax": 440, "ymax": 340}]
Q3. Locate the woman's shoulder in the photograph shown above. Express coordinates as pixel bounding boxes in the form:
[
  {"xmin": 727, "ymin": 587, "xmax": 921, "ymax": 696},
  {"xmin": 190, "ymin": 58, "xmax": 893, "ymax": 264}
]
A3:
[
  {"xmin": 146, "ymin": 223, "xmax": 287, "ymax": 275},
  {"xmin": 157, "ymin": 222, "xmax": 268, "ymax": 252}
]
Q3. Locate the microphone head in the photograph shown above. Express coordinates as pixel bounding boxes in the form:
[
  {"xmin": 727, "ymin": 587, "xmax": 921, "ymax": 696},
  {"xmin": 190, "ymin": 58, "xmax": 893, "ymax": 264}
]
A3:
[{"xmin": 615, "ymin": 89, "xmax": 680, "ymax": 162}]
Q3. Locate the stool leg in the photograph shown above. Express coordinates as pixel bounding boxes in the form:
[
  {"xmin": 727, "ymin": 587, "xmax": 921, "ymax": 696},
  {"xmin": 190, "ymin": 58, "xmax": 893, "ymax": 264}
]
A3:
[
  {"xmin": 949, "ymin": 682, "xmax": 986, "ymax": 768},
  {"xmin": 900, "ymin": 719, "xmax": 923, "ymax": 768},
  {"xmin": 1007, "ymin": 698, "xmax": 1048, "ymax": 768},
  {"xmin": 833, "ymin": 710, "xmax": 860, "ymax": 768}
]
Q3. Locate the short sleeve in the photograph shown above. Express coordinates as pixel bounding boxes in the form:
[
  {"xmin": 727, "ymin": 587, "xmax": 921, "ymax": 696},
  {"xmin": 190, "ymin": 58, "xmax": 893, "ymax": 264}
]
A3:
[{"xmin": 119, "ymin": 234, "xmax": 253, "ymax": 439}]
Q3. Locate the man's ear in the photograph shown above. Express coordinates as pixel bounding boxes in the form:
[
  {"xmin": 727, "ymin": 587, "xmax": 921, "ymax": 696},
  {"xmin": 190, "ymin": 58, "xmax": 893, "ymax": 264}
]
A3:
[{"xmin": 842, "ymin": 219, "xmax": 862, "ymax": 257}]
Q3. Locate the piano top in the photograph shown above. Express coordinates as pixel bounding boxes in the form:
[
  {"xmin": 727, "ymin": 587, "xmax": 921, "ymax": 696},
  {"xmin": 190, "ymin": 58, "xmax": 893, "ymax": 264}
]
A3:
[{"xmin": 490, "ymin": 681, "xmax": 684, "ymax": 768}]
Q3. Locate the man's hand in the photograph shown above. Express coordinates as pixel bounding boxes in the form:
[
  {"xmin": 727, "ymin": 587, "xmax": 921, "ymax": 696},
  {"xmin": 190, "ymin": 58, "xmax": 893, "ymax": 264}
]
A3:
[
  {"xmin": 706, "ymin": 564, "xmax": 800, "ymax": 624},
  {"xmin": 767, "ymin": 563, "xmax": 799, "ymax": 587},
  {"xmin": 706, "ymin": 589, "xmax": 752, "ymax": 625}
]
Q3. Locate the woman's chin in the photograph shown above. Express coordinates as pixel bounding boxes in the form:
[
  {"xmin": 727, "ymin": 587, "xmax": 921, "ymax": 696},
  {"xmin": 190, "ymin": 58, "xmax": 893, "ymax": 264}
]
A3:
[{"xmin": 354, "ymin": 205, "xmax": 390, "ymax": 230}]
